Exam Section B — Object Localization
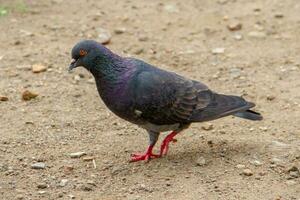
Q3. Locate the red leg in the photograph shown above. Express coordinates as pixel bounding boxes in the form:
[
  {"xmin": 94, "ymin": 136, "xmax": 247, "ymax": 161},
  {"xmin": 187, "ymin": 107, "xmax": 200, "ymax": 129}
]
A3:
[
  {"xmin": 130, "ymin": 145, "xmax": 160, "ymax": 162},
  {"xmin": 160, "ymin": 131, "xmax": 178, "ymax": 156}
]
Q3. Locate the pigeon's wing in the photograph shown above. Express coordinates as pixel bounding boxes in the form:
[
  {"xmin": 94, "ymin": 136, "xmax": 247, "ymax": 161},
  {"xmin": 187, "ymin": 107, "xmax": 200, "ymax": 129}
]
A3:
[
  {"xmin": 132, "ymin": 66, "xmax": 255, "ymax": 125},
  {"xmin": 132, "ymin": 68, "xmax": 211, "ymax": 125},
  {"xmin": 189, "ymin": 93, "xmax": 255, "ymax": 122}
]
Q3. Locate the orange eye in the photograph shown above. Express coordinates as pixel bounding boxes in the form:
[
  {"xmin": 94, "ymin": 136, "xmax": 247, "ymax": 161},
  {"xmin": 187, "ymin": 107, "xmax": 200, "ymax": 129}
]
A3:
[{"xmin": 79, "ymin": 49, "xmax": 87, "ymax": 56}]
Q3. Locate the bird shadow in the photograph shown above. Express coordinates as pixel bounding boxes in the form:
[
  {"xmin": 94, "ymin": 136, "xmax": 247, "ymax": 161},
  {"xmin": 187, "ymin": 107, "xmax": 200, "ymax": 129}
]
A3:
[{"xmin": 126, "ymin": 138, "xmax": 262, "ymax": 172}]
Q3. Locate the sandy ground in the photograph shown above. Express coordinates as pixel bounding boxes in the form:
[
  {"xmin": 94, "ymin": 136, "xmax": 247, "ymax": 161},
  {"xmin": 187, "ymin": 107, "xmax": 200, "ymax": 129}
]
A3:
[{"xmin": 0, "ymin": 0, "xmax": 300, "ymax": 199}]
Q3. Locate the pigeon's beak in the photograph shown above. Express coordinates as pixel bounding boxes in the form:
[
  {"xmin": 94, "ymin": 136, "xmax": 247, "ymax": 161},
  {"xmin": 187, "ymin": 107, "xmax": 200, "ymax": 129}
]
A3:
[{"xmin": 68, "ymin": 59, "xmax": 78, "ymax": 72}]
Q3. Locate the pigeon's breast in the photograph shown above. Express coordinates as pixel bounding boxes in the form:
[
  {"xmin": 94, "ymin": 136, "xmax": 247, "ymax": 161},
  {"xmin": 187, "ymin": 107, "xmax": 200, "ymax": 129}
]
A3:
[{"xmin": 96, "ymin": 80, "xmax": 140, "ymax": 124}]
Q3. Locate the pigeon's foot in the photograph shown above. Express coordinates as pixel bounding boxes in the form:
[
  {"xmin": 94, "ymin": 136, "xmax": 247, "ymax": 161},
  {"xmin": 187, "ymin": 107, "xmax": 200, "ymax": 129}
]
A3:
[
  {"xmin": 160, "ymin": 131, "xmax": 178, "ymax": 156},
  {"xmin": 130, "ymin": 145, "xmax": 160, "ymax": 162}
]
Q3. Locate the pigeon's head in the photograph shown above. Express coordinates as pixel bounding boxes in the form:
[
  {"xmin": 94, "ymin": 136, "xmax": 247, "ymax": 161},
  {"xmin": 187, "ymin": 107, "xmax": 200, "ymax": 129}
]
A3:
[{"xmin": 69, "ymin": 40, "xmax": 109, "ymax": 72}]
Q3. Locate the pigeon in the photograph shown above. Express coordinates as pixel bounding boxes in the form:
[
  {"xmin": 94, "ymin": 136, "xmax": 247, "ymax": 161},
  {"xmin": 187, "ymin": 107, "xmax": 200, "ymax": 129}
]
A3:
[{"xmin": 69, "ymin": 40, "xmax": 263, "ymax": 162}]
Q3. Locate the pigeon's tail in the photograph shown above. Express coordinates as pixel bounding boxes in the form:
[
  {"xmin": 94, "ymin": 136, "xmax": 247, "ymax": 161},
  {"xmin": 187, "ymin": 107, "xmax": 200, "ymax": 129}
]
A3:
[
  {"xmin": 189, "ymin": 93, "xmax": 263, "ymax": 122},
  {"xmin": 233, "ymin": 110, "xmax": 263, "ymax": 121}
]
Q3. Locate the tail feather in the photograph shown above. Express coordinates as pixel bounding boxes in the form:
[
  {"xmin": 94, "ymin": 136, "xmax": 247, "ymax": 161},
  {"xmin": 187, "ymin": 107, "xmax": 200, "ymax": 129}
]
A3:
[
  {"xmin": 189, "ymin": 92, "xmax": 263, "ymax": 122},
  {"xmin": 233, "ymin": 110, "xmax": 263, "ymax": 121},
  {"xmin": 190, "ymin": 93, "xmax": 258, "ymax": 122}
]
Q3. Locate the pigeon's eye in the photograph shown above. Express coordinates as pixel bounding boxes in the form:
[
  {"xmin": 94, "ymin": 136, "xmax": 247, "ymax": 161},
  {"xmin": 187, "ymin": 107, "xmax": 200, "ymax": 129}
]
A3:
[{"xmin": 79, "ymin": 49, "xmax": 87, "ymax": 57}]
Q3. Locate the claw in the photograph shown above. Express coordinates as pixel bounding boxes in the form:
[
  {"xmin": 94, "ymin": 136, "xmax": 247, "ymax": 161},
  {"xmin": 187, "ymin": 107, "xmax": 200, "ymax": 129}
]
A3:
[
  {"xmin": 130, "ymin": 153, "xmax": 160, "ymax": 162},
  {"xmin": 130, "ymin": 131, "xmax": 179, "ymax": 162},
  {"xmin": 130, "ymin": 145, "xmax": 160, "ymax": 162}
]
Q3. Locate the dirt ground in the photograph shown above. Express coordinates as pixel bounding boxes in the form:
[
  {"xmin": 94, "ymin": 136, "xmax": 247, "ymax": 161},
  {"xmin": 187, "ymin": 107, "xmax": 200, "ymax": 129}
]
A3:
[{"xmin": 0, "ymin": 0, "xmax": 300, "ymax": 199}]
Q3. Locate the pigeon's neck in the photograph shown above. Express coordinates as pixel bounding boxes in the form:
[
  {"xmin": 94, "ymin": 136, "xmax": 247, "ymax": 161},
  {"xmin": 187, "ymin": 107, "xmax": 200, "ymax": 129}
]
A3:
[
  {"xmin": 90, "ymin": 52, "xmax": 125, "ymax": 82},
  {"xmin": 89, "ymin": 53, "xmax": 134, "ymax": 96}
]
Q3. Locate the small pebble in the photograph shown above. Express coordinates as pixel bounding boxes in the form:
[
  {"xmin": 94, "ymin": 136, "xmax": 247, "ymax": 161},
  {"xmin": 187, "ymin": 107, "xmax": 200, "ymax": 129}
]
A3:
[
  {"xmin": 236, "ymin": 164, "xmax": 245, "ymax": 169},
  {"xmin": 74, "ymin": 75, "xmax": 81, "ymax": 82},
  {"xmin": 83, "ymin": 156, "xmax": 94, "ymax": 161},
  {"xmin": 16, "ymin": 194, "xmax": 24, "ymax": 200},
  {"xmin": 64, "ymin": 165, "xmax": 74, "ymax": 172},
  {"xmin": 250, "ymin": 160, "xmax": 263, "ymax": 166},
  {"xmin": 201, "ymin": 123, "xmax": 214, "ymax": 131},
  {"xmin": 97, "ymin": 28, "xmax": 111, "ymax": 44},
  {"xmin": 255, "ymin": 176, "xmax": 261, "ymax": 180},
  {"xmin": 248, "ymin": 31, "xmax": 266, "ymax": 39},
  {"xmin": 59, "ymin": 179, "xmax": 69, "ymax": 187},
  {"xmin": 32, "ymin": 64, "xmax": 47, "ymax": 73},
  {"xmin": 114, "ymin": 27, "xmax": 126, "ymax": 34},
  {"xmin": 37, "ymin": 191, "xmax": 47, "ymax": 195},
  {"xmin": 267, "ymin": 95, "xmax": 275, "ymax": 101},
  {"xmin": 259, "ymin": 126, "xmax": 268, "ymax": 131},
  {"xmin": 212, "ymin": 48, "xmax": 225, "ymax": 54},
  {"xmin": 22, "ymin": 90, "xmax": 38, "ymax": 101},
  {"xmin": 0, "ymin": 96, "xmax": 8, "ymax": 101},
  {"xmin": 31, "ymin": 162, "xmax": 46, "ymax": 169},
  {"xmin": 37, "ymin": 183, "xmax": 47, "ymax": 189},
  {"xmin": 196, "ymin": 156, "xmax": 206, "ymax": 166},
  {"xmin": 229, "ymin": 68, "xmax": 241, "ymax": 79},
  {"xmin": 287, "ymin": 166, "xmax": 300, "ymax": 178},
  {"xmin": 138, "ymin": 184, "xmax": 152, "ymax": 192},
  {"xmin": 69, "ymin": 152, "xmax": 86, "ymax": 158},
  {"xmin": 227, "ymin": 22, "xmax": 242, "ymax": 31},
  {"xmin": 242, "ymin": 169, "xmax": 253, "ymax": 176},
  {"xmin": 289, "ymin": 171, "xmax": 300, "ymax": 179},
  {"xmin": 259, "ymin": 171, "xmax": 266, "ymax": 176},
  {"xmin": 68, "ymin": 194, "xmax": 75, "ymax": 199},
  {"xmin": 233, "ymin": 34, "xmax": 243, "ymax": 40},
  {"xmin": 287, "ymin": 166, "xmax": 299, "ymax": 172}
]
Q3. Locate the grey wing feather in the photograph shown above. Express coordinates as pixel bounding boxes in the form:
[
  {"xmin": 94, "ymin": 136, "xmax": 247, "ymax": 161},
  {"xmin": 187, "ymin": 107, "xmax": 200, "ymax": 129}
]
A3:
[{"xmin": 133, "ymin": 69, "xmax": 210, "ymax": 125}]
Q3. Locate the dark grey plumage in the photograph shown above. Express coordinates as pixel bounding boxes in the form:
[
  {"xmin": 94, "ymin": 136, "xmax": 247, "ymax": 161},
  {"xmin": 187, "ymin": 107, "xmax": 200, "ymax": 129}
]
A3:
[{"xmin": 69, "ymin": 40, "xmax": 262, "ymax": 162}]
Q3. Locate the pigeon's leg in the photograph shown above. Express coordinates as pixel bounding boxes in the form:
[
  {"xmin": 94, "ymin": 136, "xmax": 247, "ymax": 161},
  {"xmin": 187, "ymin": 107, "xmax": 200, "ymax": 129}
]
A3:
[
  {"xmin": 159, "ymin": 131, "xmax": 178, "ymax": 156},
  {"xmin": 130, "ymin": 131, "xmax": 160, "ymax": 162},
  {"xmin": 159, "ymin": 124, "xmax": 190, "ymax": 156}
]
